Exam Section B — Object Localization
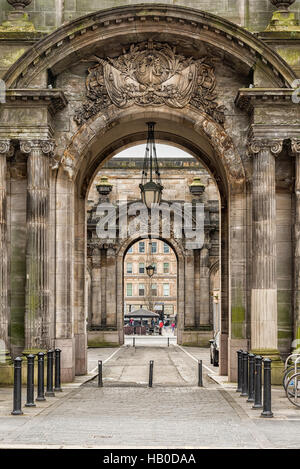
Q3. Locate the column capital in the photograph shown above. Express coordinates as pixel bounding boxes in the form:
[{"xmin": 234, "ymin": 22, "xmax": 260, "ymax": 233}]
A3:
[
  {"xmin": 248, "ymin": 138, "xmax": 283, "ymax": 156},
  {"xmin": 0, "ymin": 139, "xmax": 14, "ymax": 158},
  {"xmin": 20, "ymin": 139, "xmax": 56, "ymax": 156},
  {"xmin": 291, "ymin": 139, "xmax": 300, "ymax": 155}
]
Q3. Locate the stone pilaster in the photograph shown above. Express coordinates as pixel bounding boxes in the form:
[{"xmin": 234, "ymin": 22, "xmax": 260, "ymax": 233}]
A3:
[
  {"xmin": 106, "ymin": 247, "xmax": 117, "ymax": 327},
  {"xmin": 184, "ymin": 249, "xmax": 195, "ymax": 327},
  {"xmin": 21, "ymin": 139, "xmax": 55, "ymax": 352},
  {"xmin": 249, "ymin": 138, "xmax": 282, "ymax": 377},
  {"xmin": 199, "ymin": 245, "xmax": 210, "ymax": 326},
  {"xmin": 291, "ymin": 139, "xmax": 300, "ymax": 351},
  {"xmin": 91, "ymin": 248, "xmax": 102, "ymax": 327},
  {"xmin": 0, "ymin": 140, "xmax": 14, "ymax": 360}
]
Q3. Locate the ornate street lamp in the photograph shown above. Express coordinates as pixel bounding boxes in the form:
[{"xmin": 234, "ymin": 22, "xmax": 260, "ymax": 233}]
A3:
[{"xmin": 139, "ymin": 122, "xmax": 163, "ymax": 209}]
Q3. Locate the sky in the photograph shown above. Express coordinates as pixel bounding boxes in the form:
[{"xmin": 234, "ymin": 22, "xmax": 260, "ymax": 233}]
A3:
[{"xmin": 114, "ymin": 144, "xmax": 191, "ymax": 159}]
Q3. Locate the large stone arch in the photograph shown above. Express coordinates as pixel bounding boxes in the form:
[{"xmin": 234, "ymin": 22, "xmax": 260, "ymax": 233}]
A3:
[
  {"xmin": 3, "ymin": 4, "xmax": 296, "ymax": 88},
  {"xmin": 1, "ymin": 3, "xmax": 297, "ymax": 385}
]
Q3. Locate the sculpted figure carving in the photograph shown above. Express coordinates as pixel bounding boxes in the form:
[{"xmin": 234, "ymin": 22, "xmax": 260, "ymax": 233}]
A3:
[{"xmin": 74, "ymin": 41, "xmax": 225, "ymax": 125}]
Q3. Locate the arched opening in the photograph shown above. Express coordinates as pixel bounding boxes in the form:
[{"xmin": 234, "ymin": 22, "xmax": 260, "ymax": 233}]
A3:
[
  {"xmin": 123, "ymin": 237, "xmax": 178, "ymax": 343},
  {"xmin": 84, "ymin": 136, "xmax": 223, "ymax": 361}
]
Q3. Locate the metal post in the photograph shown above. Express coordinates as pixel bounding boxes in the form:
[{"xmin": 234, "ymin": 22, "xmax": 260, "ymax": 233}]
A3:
[
  {"xmin": 198, "ymin": 360, "xmax": 203, "ymax": 387},
  {"xmin": 240, "ymin": 351, "xmax": 248, "ymax": 397},
  {"xmin": 168, "ymin": 337, "xmax": 169, "ymax": 347},
  {"xmin": 149, "ymin": 360, "xmax": 154, "ymax": 387},
  {"xmin": 252, "ymin": 355, "xmax": 263, "ymax": 409},
  {"xmin": 25, "ymin": 354, "xmax": 36, "ymax": 407},
  {"xmin": 54, "ymin": 348, "xmax": 62, "ymax": 392},
  {"xmin": 11, "ymin": 357, "xmax": 23, "ymax": 415},
  {"xmin": 98, "ymin": 360, "xmax": 103, "ymax": 387},
  {"xmin": 36, "ymin": 352, "xmax": 46, "ymax": 402},
  {"xmin": 133, "ymin": 337, "xmax": 135, "ymax": 348},
  {"xmin": 45, "ymin": 349, "xmax": 55, "ymax": 397},
  {"xmin": 261, "ymin": 358, "xmax": 273, "ymax": 418},
  {"xmin": 236, "ymin": 350, "xmax": 243, "ymax": 393},
  {"xmin": 247, "ymin": 353, "xmax": 255, "ymax": 403}
]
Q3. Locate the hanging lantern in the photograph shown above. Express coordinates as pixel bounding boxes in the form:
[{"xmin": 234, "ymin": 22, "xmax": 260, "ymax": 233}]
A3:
[{"xmin": 139, "ymin": 122, "xmax": 163, "ymax": 209}]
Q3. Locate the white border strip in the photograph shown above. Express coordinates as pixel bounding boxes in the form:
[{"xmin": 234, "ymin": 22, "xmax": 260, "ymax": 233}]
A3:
[{"xmin": 176, "ymin": 344, "xmax": 216, "ymax": 374}]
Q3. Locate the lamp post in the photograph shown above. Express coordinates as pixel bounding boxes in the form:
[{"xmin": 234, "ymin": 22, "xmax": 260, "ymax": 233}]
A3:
[{"xmin": 139, "ymin": 122, "xmax": 163, "ymax": 209}]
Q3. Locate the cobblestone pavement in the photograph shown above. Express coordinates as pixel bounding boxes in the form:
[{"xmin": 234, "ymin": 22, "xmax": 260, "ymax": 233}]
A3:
[{"xmin": 0, "ymin": 345, "xmax": 300, "ymax": 448}]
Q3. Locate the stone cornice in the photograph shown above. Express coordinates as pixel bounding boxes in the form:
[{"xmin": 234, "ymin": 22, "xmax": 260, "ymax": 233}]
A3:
[
  {"xmin": 5, "ymin": 89, "xmax": 68, "ymax": 114},
  {"xmin": 235, "ymin": 88, "xmax": 295, "ymax": 113}
]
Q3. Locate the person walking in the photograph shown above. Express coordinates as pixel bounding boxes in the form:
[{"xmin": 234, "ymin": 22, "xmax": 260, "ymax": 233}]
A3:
[
  {"xmin": 159, "ymin": 320, "xmax": 164, "ymax": 336},
  {"xmin": 171, "ymin": 322, "xmax": 175, "ymax": 334}
]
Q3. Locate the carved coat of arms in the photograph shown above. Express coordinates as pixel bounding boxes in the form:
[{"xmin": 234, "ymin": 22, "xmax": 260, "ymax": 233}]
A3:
[{"xmin": 74, "ymin": 41, "xmax": 225, "ymax": 125}]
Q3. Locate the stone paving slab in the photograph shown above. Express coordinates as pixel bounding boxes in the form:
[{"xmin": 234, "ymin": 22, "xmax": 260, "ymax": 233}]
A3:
[{"xmin": 0, "ymin": 345, "xmax": 300, "ymax": 448}]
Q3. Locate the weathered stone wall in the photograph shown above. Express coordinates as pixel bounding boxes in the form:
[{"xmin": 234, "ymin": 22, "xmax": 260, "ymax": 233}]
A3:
[{"xmin": 1, "ymin": 0, "xmax": 300, "ymax": 33}]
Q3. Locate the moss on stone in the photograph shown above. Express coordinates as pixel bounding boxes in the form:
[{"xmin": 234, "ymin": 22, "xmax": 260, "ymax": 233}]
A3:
[
  {"xmin": 88, "ymin": 341, "xmax": 118, "ymax": 348},
  {"xmin": 0, "ymin": 13, "xmax": 36, "ymax": 32},
  {"xmin": 0, "ymin": 48, "xmax": 26, "ymax": 68}
]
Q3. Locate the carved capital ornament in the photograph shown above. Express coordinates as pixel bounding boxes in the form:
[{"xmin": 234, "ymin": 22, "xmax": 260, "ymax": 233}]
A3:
[
  {"xmin": 0, "ymin": 139, "xmax": 14, "ymax": 158},
  {"xmin": 248, "ymin": 139, "xmax": 283, "ymax": 156},
  {"xmin": 20, "ymin": 139, "xmax": 56, "ymax": 156}
]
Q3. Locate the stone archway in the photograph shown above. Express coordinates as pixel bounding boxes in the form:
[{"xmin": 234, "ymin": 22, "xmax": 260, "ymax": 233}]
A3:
[{"xmin": 1, "ymin": 4, "xmax": 298, "ymax": 384}]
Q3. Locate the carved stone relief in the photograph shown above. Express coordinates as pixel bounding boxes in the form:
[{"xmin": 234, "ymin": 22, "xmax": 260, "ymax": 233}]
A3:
[{"xmin": 74, "ymin": 41, "xmax": 225, "ymax": 125}]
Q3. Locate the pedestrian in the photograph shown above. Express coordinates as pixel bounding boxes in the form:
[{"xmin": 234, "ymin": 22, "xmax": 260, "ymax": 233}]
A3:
[
  {"xmin": 171, "ymin": 322, "xmax": 175, "ymax": 334},
  {"xmin": 159, "ymin": 320, "xmax": 163, "ymax": 335}
]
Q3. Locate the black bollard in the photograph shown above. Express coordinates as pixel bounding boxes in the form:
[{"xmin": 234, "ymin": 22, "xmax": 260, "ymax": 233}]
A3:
[
  {"xmin": 149, "ymin": 360, "xmax": 154, "ymax": 387},
  {"xmin": 252, "ymin": 355, "xmax": 263, "ymax": 409},
  {"xmin": 45, "ymin": 350, "xmax": 55, "ymax": 397},
  {"xmin": 261, "ymin": 358, "xmax": 273, "ymax": 418},
  {"xmin": 36, "ymin": 352, "xmax": 46, "ymax": 402},
  {"xmin": 11, "ymin": 357, "xmax": 23, "ymax": 415},
  {"xmin": 240, "ymin": 351, "xmax": 249, "ymax": 397},
  {"xmin": 236, "ymin": 350, "xmax": 243, "ymax": 393},
  {"xmin": 25, "ymin": 354, "xmax": 36, "ymax": 407},
  {"xmin": 247, "ymin": 353, "xmax": 255, "ymax": 403},
  {"xmin": 98, "ymin": 360, "xmax": 103, "ymax": 387},
  {"xmin": 133, "ymin": 337, "xmax": 135, "ymax": 348},
  {"xmin": 168, "ymin": 337, "xmax": 170, "ymax": 347},
  {"xmin": 54, "ymin": 349, "xmax": 62, "ymax": 392},
  {"xmin": 198, "ymin": 360, "xmax": 203, "ymax": 387}
]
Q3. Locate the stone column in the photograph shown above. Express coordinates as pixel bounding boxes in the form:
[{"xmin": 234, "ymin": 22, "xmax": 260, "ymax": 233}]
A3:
[
  {"xmin": 249, "ymin": 139, "xmax": 282, "ymax": 361},
  {"xmin": 199, "ymin": 245, "xmax": 210, "ymax": 326},
  {"xmin": 184, "ymin": 249, "xmax": 195, "ymax": 327},
  {"xmin": 91, "ymin": 247, "xmax": 102, "ymax": 327},
  {"xmin": 292, "ymin": 139, "xmax": 300, "ymax": 350},
  {"xmin": 21, "ymin": 139, "xmax": 55, "ymax": 352},
  {"xmin": 106, "ymin": 246, "xmax": 117, "ymax": 327},
  {"xmin": 0, "ymin": 140, "xmax": 13, "ymax": 359}
]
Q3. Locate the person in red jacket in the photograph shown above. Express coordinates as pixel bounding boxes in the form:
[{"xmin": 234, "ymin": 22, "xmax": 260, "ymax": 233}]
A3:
[{"xmin": 159, "ymin": 320, "xmax": 163, "ymax": 335}]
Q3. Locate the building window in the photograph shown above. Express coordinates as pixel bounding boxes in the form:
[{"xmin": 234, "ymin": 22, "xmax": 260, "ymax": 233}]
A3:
[
  {"xmin": 163, "ymin": 283, "xmax": 170, "ymax": 296},
  {"xmin": 151, "ymin": 241, "xmax": 157, "ymax": 253},
  {"xmin": 163, "ymin": 262, "xmax": 169, "ymax": 273},
  {"xmin": 127, "ymin": 263, "xmax": 133, "ymax": 274},
  {"xmin": 139, "ymin": 284, "xmax": 145, "ymax": 296},
  {"xmin": 164, "ymin": 243, "xmax": 170, "ymax": 253},
  {"xmin": 139, "ymin": 241, "xmax": 145, "ymax": 253},
  {"xmin": 139, "ymin": 262, "xmax": 145, "ymax": 274},
  {"xmin": 127, "ymin": 283, "xmax": 133, "ymax": 296},
  {"xmin": 127, "ymin": 246, "xmax": 133, "ymax": 253},
  {"xmin": 151, "ymin": 284, "xmax": 157, "ymax": 296}
]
